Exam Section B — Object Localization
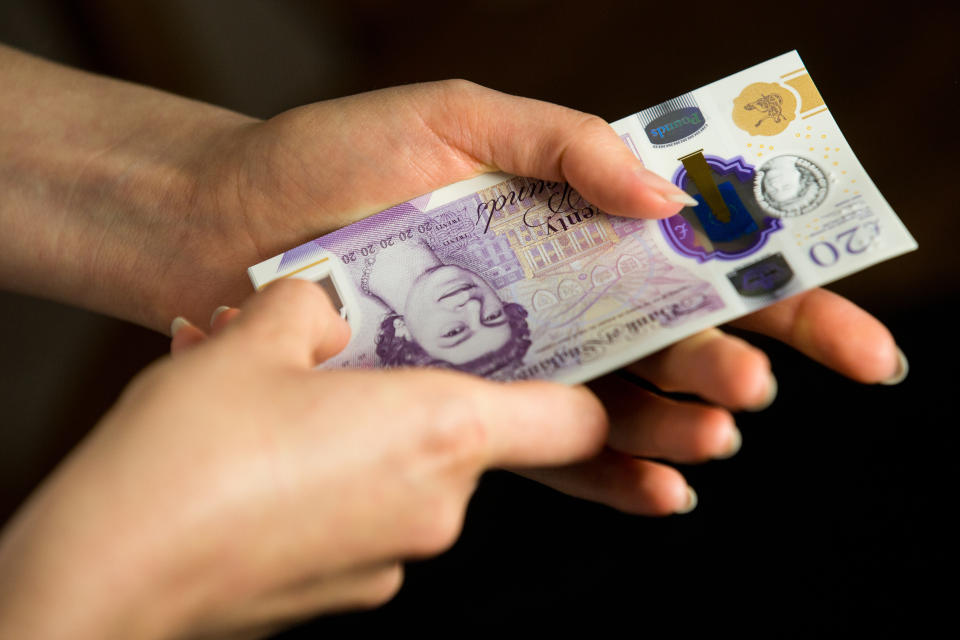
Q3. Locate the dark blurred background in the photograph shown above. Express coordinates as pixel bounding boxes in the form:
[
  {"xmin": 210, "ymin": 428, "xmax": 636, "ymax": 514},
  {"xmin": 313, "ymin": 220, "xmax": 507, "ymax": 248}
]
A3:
[{"xmin": 1, "ymin": 1, "xmax": 955, "ymax": 635}]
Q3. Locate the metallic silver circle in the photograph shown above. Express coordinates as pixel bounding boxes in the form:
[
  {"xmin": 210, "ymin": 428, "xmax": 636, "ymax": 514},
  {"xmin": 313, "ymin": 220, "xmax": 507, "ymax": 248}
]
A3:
[{"xmin": 753, "ymin": 155, "xmax": 828, "ymax": 218}]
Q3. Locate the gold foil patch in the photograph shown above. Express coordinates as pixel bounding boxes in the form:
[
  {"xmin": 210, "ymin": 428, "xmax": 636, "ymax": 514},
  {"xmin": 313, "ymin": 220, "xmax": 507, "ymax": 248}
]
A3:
[{"xmin": 732, "ymin": 82, "xmax": 797, "ymax": 136}]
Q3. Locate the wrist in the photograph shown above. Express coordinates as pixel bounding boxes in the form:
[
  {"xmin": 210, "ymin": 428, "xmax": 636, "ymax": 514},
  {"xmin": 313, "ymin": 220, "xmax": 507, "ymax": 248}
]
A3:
[
  {"xmin": 77, "ymin": 109, "xmax": 258, "ymax": 333},
  {"xmin": 0, "ymin": 44, "xmax": 258, "ymax": 332}
]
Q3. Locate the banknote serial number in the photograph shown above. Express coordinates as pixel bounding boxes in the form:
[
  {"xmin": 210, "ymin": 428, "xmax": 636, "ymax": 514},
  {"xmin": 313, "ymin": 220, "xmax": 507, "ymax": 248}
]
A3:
[{"xmin": 339, "ymin": 224, "xmax": 433, "ymax": 263}]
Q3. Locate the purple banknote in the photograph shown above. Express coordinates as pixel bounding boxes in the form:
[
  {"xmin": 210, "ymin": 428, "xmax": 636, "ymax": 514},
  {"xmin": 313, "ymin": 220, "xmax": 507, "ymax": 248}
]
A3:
[{"xmin": 248, "ymin": 51, "xmax": 916, "ymax": 384}]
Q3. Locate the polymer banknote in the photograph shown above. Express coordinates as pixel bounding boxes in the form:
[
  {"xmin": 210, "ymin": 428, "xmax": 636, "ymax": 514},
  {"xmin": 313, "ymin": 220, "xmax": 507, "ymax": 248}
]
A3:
[{"xmin": 247, "ymin": 51, "xmax": 917, "ymax": 384}]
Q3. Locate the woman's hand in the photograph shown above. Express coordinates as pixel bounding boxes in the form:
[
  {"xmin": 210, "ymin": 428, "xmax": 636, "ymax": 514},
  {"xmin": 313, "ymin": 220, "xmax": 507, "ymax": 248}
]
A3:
[
  {"xmin": 2, "ymin": 43, "xmax": 902, "ymax": 513},
  {"xmin": 147, "ymin": 79, "xmax": 700, "ymax": 333},
  {"xmin": 520, "ymin": 288, "xmax": 904, "ymax": 513},
  {"xmin": 0, "ymin": 47, "xmax": 907, "ymax": 635},
  {"xmin": 179, "ymin": 284, "xmax": 904, "ymax": 520},
  {"xmin": 175, "ymin": 80, "xmax": 903, "ymax": 515},
  {"xmin": 0, "ymin": 280, "xmax": 609, "ymax": 639},
  {"xmin": 0, "ymin": 44, "xmax": 689, "ymax": 333}
]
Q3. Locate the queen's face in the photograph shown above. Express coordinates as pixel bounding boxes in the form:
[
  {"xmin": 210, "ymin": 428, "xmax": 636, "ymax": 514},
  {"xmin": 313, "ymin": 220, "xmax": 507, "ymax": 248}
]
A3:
[
  {"xmin": 763, "ymin": 159, "xmax": 802, "ymax": 202},
  {"xmin": 402, "ymin": 265, "xmax": 512, "ymax": 365}
]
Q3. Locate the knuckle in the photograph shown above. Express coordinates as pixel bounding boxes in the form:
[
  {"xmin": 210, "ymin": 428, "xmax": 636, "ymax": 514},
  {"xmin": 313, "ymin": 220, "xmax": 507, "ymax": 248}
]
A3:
[
  {"xmin": 435, "ymin": 77, "xmax": 482, "ymax": 98},
  {"xmin": 410, "ymin": 496, "xmax": 469, "ymax": 556},
  {"xmin": 570, "ymin": 113, "xmax": 612, "ymax": 141},
  {"xmin": 622, "ymin": 465, "xmax": 686, "ymax": 517},
  {"xmin": 691, "ymin": 408, "xmax": 736, "ymax": 461},
  {"xmin": 416, "ymin": 384, "xmax": 489, "ymax": 472},
  {"xmin": 577, "ymin": 113, "xmax": 611, "ymax": 131},
  {"xmin": 360, "ymin": 565, "xmax": 404, "ymax": 608},
  {"xmin": 725, "ymin": 349, "xmax": 771, "ymax": 408},
  {"xmin": 570, "ymin": 384, "xmax": 609, "ymax": 451}
]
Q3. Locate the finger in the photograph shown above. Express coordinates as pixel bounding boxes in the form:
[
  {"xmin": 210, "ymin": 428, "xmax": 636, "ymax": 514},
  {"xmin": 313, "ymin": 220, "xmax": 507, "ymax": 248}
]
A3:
[
  {"xmin": 168, "ymin": 307, "xmax": 243, "ymax": 356},
  {"xmin": 730, "ymin": 288, "xmax": 903, "ymax": 384},
  {"xmin": 368, "ymin": 372, "xmax": 609, "ymax": 470},
  {"xmin": 431, "ymin": 81, "xmax": 695, "ymax": 219},
  {"xmin": 588, "ymin": 374, "xmax": 741, "ymax": 463},
  {"xmin": 625, "ymin": 328, "xmax": 777, "ymax": 411},
  {"xmin": 221, "ymin": 278, "xmax": 351, "ymax": 368},
  {"xmin": 293, "ymin": 370, "xmax": 607, "ymax": 566},
  {"xmin": 209, "ymin": 305, "xmax": 241, "ymax": 334},
  {"xmin": 517, "ymin": 449, "xmax": 697, "ymax": 516},
  {"xmin": 472, "ymin": 379, "xmax": 608, "ymax": 469},
  {"xmin": 169, "ymin": 316, "xmax": 207, "ymax": 355}
]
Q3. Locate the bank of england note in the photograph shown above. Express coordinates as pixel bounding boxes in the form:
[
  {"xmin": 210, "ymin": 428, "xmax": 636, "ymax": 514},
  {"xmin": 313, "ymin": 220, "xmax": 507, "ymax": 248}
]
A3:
[{"xmin": 247, "ymin": 50, "xmax": 916, "ymax": 384}]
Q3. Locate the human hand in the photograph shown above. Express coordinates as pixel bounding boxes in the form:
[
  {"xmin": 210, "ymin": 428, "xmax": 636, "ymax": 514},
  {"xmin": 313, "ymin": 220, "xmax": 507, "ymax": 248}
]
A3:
[
  {"xmin": 1, "ymin": 53, "xmax": 905, "ymax": 517},
  {"xmin": 0, "ymin": 47, "xmax": 908, "ymax": 639},
  {"xmin": 185, "ymin": 81, "xmax": 903, "ymax": 514},
  {"xmin": 139, "ymin": 80, "xmax": 696, "ymax": 332},
  {"xmin": 0, "ymin": 50, "xmax": 692, "ymax": 333},
  {"xmin": 0, "ymin": 279, "xmax": 608, "ymax": 639},
  {"xmin": 166, "ymin": 80, "xmax": 904, "ymax": 515},
  {"xmin": 519, "ymin": 287, "xmax": 905, "ymax": 513},
  {"xmin": 179, "ymin": 289, "xmax": 903, "ymax": 522}
]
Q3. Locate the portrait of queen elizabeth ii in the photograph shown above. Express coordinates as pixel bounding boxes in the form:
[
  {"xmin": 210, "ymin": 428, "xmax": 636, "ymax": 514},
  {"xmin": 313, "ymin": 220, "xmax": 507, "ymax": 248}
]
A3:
[{"xmin": 359, "ymin": 238, "xmax": 531, "ymax": 376}]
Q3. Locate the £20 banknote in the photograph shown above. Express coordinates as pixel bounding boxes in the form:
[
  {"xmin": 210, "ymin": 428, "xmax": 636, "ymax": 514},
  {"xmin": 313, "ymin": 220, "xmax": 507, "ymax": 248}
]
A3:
[{"xmin": 248, "ymin": 51, "xmax": 917, "ymax": 384}]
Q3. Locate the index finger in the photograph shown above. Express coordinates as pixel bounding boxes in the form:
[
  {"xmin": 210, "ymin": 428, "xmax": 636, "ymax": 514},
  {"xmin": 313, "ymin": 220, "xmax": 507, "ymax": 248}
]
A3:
[
  {"xmin": 730, "ymin": 288, "xmax": 904, "ymax": 384},
  {"xmin": 475, "ymin": 380, "xmax": 608, "ymax": 469}
]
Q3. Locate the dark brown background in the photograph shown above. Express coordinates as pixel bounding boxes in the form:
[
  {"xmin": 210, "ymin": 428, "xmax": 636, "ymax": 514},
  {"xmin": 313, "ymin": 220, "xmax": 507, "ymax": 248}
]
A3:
[{"xmin": 1, "ymin": 1, "xmax": 956, "ymax": 635}]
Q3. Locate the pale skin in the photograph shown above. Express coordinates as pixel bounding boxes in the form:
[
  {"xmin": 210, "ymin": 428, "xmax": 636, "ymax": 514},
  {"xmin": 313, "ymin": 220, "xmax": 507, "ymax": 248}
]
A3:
[{"xmin": 0, "ymin": 43, "xmax": 906, "ymax": 639}]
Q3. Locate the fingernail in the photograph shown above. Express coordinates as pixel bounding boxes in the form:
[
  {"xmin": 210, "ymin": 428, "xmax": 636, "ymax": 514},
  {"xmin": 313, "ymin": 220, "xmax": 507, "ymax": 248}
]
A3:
[
  {"xmin": 714, "ymin": 426, "xmax": 742, "ymax": 460},
  {"xmin": 746, "ymin": 372, "xmax": 778, "ymax": 412},
  {"xmin": 880, "ymin": 347, "xmax": 909, "ymax": 386},
  {"xmin": 636, "ymin": 168, "xmax": 698, "ymax": 207},
  {"xmin": 210, "ymin": 305, "xmax": 232, "ymax": 326},
  {"xmin": 170, "ymin": 316, "xmax": 192, "ymax": 336},
  {"xmin": 676, "ymin": 486, "xmax": 698, "ymax": 515},
  {"xmin": 663, "ymin": 192, "xmax": 700, "ymax": 207}
]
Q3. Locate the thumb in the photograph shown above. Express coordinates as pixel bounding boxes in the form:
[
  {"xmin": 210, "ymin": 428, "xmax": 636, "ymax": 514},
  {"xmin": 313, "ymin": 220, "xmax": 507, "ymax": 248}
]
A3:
[
  {"xmin": 419, "ymin": 81, "xmax": 694, "ymax": 218},
  {"xmin": 222, "ymin": 278, "xmax": 351, "ymax": 368}
]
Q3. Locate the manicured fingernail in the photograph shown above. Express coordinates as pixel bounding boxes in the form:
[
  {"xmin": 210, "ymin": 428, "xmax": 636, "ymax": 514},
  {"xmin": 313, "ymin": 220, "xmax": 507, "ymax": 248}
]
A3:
[
  {"xmin": 746, "ymin": 372, "xmax": 778, "ymax": 412},
  {"xmin": 714, "ymin": 426, "xmax": 742, "ymax": 460},
  {"xmin": 210, "ymin": 305, "xmax": 232, "ymax": 326},
  {"xmin": 170, "ymin": 316, "xmax": 192, "ymax": 336},
  {"xmin": 663, "ymin": 192, "xmax": 699, "ymax": 207},
  {"xmin": 636, "ymin": 168, "xmax": 698, "ymax": 207},
  {"xmin": 880, "ymin": 347, "xmax": 909, "ymax": 385},
  {"xmin": 676, "ymin": 486, "xmax": 698, "ymax": 515}
]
